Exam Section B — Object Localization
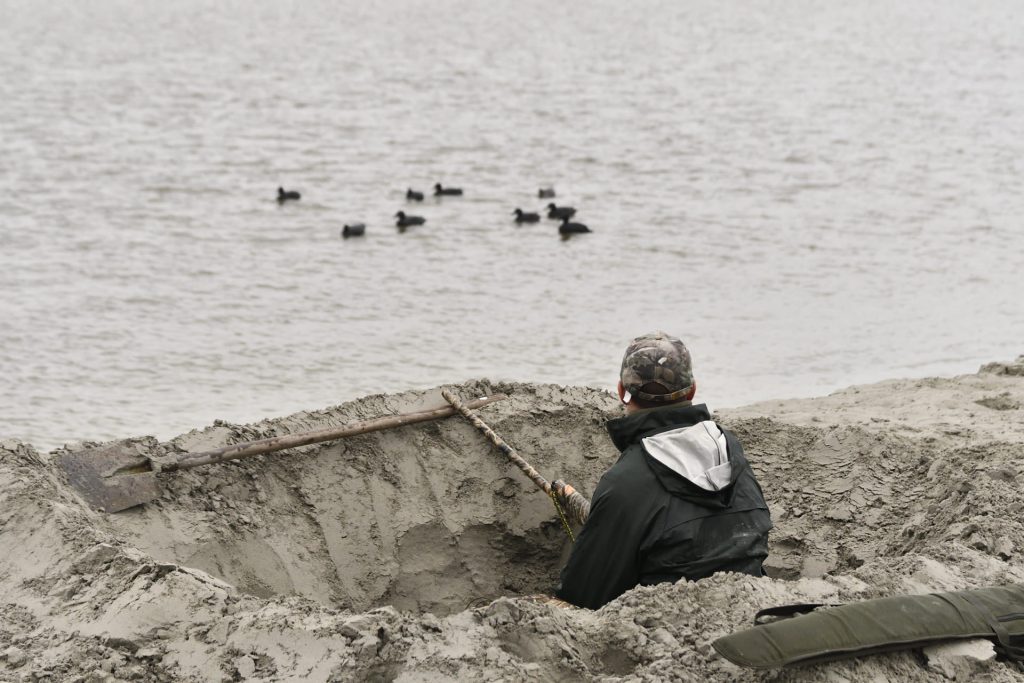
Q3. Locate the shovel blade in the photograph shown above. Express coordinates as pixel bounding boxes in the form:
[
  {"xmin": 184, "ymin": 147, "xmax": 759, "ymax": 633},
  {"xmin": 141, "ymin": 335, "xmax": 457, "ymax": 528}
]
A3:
[{"xmin": 58, "ymin": 445, "xmax": 160, "ymax": 513}]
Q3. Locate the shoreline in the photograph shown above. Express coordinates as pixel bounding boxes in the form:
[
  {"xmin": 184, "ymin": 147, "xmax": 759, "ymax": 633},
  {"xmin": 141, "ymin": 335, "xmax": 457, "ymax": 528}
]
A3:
[
  {"xmin": 2, "ymin": 358, "xmax": 1023, "ymax": 681},
  {"xmin": 14, "ymin": 352, "xmax": 1019, "ymax": 456}
]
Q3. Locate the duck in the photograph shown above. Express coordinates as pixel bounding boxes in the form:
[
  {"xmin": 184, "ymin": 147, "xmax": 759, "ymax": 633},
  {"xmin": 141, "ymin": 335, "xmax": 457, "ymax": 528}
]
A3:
[
  {"xmin": 546, "ymin": 203, "xmax": 576, "ymax": 220},
  {"xmin": 341, "ymin": 223, "xmax": 366, "ymax": 238},
  {"xmin": 406, "ymin": 188, "xmax": 424, "ymax": 202},
  {"xmin": 538, "ymin": 188, "xmax": 556, "ymax": 199},
  {"xmin": 395, "ymin": 211, "xmax": 426, "ymax": 228},
  {"xmin": 434, "ymin": 183, "xmax": 463, "ymax": 196},
  {"xmin": 558, "ymin": 217, "xmax": 591, "ymax": 234},
  {"xmin": 277, "ymin": 187, "xmax": 301, "ymax": 203},
  {"xmin": 512, "ymin": 208, "xmax": 541, "ymax": 223}
]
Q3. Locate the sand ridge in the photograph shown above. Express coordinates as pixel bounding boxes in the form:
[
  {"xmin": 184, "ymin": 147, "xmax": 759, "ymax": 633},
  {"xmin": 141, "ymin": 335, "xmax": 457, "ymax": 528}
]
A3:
[{"xmin": 2, "ymin": 361, "xmax": 1024, "ymax": 681}]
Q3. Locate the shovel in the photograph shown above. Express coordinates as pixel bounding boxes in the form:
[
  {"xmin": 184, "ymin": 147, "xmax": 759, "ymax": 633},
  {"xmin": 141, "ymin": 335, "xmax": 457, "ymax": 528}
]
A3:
[{"xmin": 59, "ymin": 393, "xmax": 507, "ymax": 513}]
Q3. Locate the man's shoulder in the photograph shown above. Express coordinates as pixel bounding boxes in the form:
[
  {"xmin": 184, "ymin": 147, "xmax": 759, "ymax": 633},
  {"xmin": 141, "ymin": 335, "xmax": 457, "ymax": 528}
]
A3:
[
  {"xmin": 588, "ymin": 446, "xmax": 664, "ymax": 517},
  {"xmin": 598, "ymin": 444, "xmax": 659, "ymax": 492}
]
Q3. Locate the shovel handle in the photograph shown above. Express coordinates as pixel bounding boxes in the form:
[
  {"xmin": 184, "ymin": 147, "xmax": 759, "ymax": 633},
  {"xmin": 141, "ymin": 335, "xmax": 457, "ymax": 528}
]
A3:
[
  {"xmin": 442, "ymin": 389, "xmax": 591, "ymax": 525},
  {"xmin": 162, "ymin": 394, "xmax": 508, "ymax": 472},
  {"xmin": 441, "ymin": 389, "xmax": 551, "ymax": 492}
]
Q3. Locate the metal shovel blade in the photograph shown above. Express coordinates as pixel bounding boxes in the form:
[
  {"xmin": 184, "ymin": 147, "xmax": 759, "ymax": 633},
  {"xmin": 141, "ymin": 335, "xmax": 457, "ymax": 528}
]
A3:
[{"xmin": 57, "ymin": 445, "xmax": 159, "ymax": 513}]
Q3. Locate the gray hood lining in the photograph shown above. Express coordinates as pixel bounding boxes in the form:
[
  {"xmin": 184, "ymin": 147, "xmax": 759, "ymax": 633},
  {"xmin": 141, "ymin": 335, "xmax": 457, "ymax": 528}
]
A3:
[{"xmin": 641, "ymin": 420, "xmax": 733, "ymax": 491}]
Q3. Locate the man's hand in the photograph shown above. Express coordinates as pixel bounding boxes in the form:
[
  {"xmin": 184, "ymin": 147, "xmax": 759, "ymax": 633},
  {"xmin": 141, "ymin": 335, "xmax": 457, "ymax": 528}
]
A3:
[
  {"xmin": 551, "ymin": 479, "xmax": 590, "ymax": 526},
  {"xmin": 550, "ymin": 478, "xmax": 574, "ymax": 502}
]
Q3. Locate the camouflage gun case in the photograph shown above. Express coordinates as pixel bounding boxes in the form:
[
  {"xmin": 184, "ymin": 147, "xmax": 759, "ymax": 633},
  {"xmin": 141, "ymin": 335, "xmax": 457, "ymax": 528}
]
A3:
[{"xmin": 713, "ymin": 584, "xmax": 1024, "ymax": 669}]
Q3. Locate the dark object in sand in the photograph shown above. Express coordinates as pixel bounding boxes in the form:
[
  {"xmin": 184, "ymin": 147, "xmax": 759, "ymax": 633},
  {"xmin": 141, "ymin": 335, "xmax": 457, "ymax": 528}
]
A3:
[
  {"xmin": 434, "ymin": 183, "xmax": 463, "ymax": 196},
  {"xmin": 395, "ymin": 211, "xmax": 426, "ymax": 228},
  {"xmin": 342, "ymin": 223, "xmax": 366, "ymax": 238},
  {"xmin": 406, "ymin": 188, "xmax": 424, "ymax": 202},
  {"xmin": 546, "ymin": 203, "xmax": 576, "ymax": 220},
  {"xmin": 58, "ymin": 394, "xmax": 508, "ymax": 513},
  {"xmin": 513, "ymin": 208, "xmax": 541, "ymax": 223},
  {"xmin": 277, "ymin": 187, "xmax": 301, "ymax": 203},
  {"xmin": 559, "ymin": 217, "xmax": 590, "ymax": 234},
  {"xmin": 538, "ymin": 188, "xmax": 556, "ymax": 198},
  {"xmin": 713, "ymin": 583, "xmax": 1024, "ymax": 669}
]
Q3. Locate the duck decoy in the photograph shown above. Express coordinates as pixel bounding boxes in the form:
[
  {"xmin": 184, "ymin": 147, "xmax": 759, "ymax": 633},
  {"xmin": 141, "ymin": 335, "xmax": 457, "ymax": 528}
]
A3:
[
  {"xmin": 512, "ymin": 208, "xmax": 541, "ymax": 223},
  {"xmin": 558, "ymin": 217, "xmax": 591, "ymax": 234},
  {"xmin": 341, "ymin": 223, "xmax": 366, "ymax": 238},
  {"xmin": 538, "ymin": 188, "xmax": 556, "ymax": 199},
  {"xmin": 277, "ymin": 187, "xmax": 301, "ymax": 203},
  {"xmin": 434, "ymin": 183, "xmax": 463, "ymax": 196},
  {"xmin": 546, "ymin": 203, "xmax": 576, "ymax": 220},
  {"xmin": 395, "ymin": 211, "xmax": 426, "ymax": 228},
  {"xmin": 406, "ymin": 188, "xmax": 424, "ymax": 202}
]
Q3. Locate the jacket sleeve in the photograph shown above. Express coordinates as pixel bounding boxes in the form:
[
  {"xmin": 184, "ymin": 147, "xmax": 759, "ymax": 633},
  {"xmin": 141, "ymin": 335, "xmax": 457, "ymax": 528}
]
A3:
[{"xmin": 554, "ymin": 466, "xmax": 658, "ymax": 609}]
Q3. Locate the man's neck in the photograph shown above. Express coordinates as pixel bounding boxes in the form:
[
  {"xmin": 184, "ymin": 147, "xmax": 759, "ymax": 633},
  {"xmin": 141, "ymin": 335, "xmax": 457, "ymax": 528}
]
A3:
[{"xmin": 624, "ymin": 399, "xmax": 694, "ymax": 415}]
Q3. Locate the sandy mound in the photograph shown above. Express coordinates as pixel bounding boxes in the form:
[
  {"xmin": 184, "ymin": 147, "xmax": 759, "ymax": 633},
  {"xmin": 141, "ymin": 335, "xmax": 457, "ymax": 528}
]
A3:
[
  {"xmin": 2, "ymin": 361, "xmax": 1024, "ymax": 681},
  {"xmin": 93, "ymin": 381, "xmax": 617, "ymax": 618}
]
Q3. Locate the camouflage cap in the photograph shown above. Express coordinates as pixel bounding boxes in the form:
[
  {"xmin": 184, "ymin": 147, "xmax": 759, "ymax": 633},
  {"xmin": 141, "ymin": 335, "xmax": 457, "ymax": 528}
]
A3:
[{"xmin": 620, "ymin": 331, "xmax": 694, "ymax": 403}]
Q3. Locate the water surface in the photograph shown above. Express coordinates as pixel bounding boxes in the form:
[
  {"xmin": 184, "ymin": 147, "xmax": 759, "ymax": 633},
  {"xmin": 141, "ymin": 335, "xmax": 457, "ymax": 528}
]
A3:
[{"xmin": 2, "ymin": 0, "xmax": 1022, "ymax": 449}]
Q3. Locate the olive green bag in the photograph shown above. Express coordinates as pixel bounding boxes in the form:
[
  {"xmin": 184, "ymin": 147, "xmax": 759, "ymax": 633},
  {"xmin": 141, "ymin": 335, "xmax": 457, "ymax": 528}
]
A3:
[{"xmin": 713, "ymin": 584, "xmax": 1024, "ymax": 669}]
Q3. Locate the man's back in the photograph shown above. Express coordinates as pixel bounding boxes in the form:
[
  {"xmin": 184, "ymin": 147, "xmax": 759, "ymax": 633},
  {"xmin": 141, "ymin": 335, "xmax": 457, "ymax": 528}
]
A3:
[{"xmin": 555, "ymin": 403, "xmax": 771, "ymax": 609}]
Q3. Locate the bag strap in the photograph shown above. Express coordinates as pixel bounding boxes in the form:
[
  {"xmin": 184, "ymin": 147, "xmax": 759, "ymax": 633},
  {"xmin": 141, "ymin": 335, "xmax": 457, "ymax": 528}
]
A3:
[{"xmin": 753, "ymin": 603, "xmax": 839, "ymax": 626}]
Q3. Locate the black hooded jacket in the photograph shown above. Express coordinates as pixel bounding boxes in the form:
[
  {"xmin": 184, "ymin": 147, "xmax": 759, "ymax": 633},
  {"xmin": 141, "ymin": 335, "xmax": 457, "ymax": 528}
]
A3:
[{"xmin": 555, "ymin": 403, "xmax": 771, "ymax": 609}]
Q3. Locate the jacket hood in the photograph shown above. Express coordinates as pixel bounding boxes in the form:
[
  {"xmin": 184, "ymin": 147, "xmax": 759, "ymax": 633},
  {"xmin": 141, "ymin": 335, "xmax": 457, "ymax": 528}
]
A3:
[
  {"xmin": 606, "ymin": 403, "xmax": 712, "ymax": 451},
  {"xmin": 643, "ymin": 421, "xmax": 733, "ymax": 492},
  {"xmin": 606, "ymin": 404, "xmax": 749, "ymax": 508}
]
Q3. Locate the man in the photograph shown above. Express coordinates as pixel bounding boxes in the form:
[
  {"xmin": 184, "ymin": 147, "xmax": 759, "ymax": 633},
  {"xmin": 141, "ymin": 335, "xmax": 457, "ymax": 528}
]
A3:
[{"xmin": 555, "ymin": 332, "xmax": 771, "ymax": 609}]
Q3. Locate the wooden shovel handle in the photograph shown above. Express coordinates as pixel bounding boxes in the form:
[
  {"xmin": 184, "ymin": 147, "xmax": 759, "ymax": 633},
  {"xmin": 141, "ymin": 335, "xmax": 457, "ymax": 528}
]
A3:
[{"xmin": 161, "ymin": 394, "xmax": 507, "ymax": 472}]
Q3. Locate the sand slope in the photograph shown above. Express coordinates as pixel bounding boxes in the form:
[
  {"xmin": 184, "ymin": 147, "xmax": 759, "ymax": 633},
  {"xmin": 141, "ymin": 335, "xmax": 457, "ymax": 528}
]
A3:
[{"xmin": 2, "ymin": 361, "xmax": 1023, "ymax": 681}]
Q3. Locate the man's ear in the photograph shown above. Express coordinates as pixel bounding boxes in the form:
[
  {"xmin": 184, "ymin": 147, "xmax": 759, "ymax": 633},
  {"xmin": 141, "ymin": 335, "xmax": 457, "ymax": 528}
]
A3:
[
  {"xmin": 685, "ymin": 379, "xmax": 697, "ymax": 401},
  {"xmin": 617, "ymin": 380, "xmax": 627, "ymax": 403}
]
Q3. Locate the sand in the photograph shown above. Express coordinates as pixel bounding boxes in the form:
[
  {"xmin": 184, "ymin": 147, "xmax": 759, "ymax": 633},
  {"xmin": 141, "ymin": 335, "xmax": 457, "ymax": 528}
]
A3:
[{"xmin": 2, "ymin": 359, "xmax": 1023, "ymax": 681}]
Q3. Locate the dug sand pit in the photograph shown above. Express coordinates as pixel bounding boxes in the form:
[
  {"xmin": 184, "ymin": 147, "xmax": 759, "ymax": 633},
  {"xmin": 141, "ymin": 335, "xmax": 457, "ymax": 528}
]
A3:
[
  {"xmin": 88, "ymin": 382, "xmax": 621, "ymax": 617},
  {"xmin": 2, "ymin": 361, "xmax": 1024, "ymax": 681}
]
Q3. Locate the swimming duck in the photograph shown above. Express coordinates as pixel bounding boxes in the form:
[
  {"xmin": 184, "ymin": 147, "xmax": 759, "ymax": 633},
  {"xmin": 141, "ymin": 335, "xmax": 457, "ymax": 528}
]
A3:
[
  {"xmin": 513, "ymin": 208, "xmax": 541, "ymax": 223},
  {"xmin": 434, "ymin": 183, "xmax": 463, "ymax": 196},
  {"xmin": 341, "ymin": 223, "xmax": 366, "ymax": 238},
  {"xmin": 406, "ymin": 188, "xmax": 424, "ymax": 202},
  {"xmin": 558, "ymin": 217, "xmax": 591, "ymax": 234},
  {"xmin": 546, "ymin": 203, "xmax": 576, "ymax": 220},
  {"xmin": 395, "ymin": 211, "xmax": 426, "ymax": 228},
  {"xmin": 538, "ymin": 188, "xmax": 556, "ymax": 199},
  {"xmin": 277, "ymin": 187, "xmax": 301, "ymax": 203}
]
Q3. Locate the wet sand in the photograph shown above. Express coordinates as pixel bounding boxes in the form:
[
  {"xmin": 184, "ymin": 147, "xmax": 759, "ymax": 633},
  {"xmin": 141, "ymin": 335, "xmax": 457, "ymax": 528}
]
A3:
[{"xmin": 2, "ymin": 359, "xmax": 1023, "ymax": 681}]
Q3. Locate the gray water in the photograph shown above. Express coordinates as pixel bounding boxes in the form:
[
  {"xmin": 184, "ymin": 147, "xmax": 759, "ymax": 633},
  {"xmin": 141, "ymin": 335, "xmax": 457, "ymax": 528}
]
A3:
[{"xmin": 2, "ymin": 0, "xmax": 1022, "ymax": 451}]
